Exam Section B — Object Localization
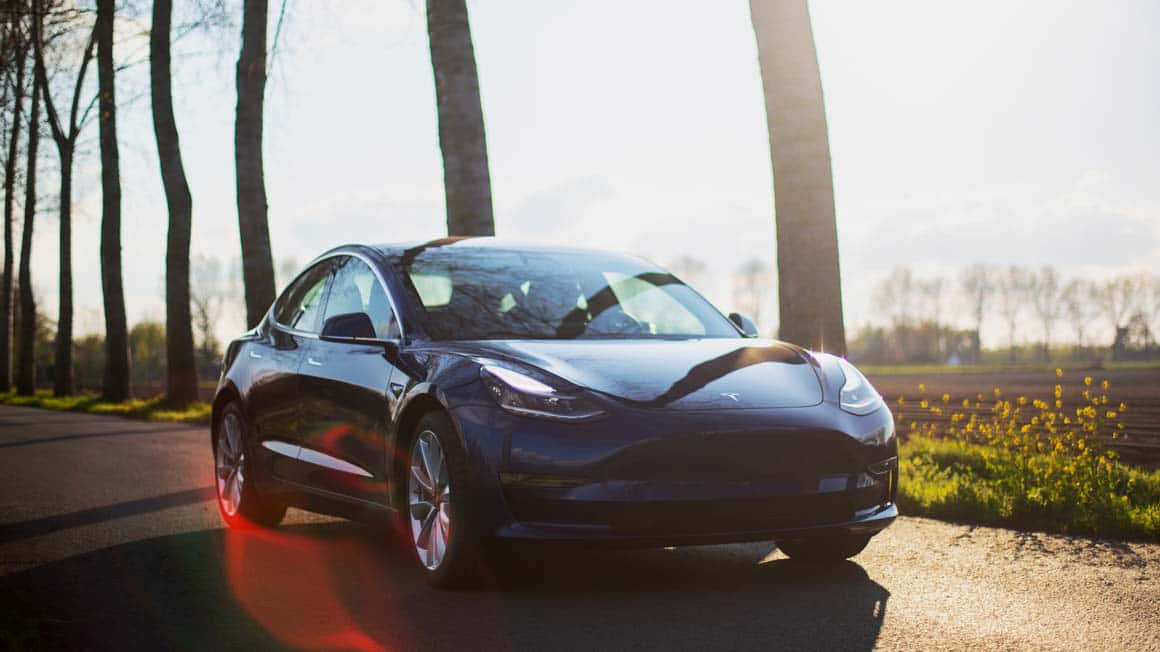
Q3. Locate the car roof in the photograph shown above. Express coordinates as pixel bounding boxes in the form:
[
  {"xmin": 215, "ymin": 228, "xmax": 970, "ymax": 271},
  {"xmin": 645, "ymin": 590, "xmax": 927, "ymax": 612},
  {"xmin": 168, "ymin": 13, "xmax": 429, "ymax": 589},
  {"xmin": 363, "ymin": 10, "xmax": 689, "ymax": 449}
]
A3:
[{"xmin": 366, "ymin": 237, "xmax": 647, "ymax": 262}]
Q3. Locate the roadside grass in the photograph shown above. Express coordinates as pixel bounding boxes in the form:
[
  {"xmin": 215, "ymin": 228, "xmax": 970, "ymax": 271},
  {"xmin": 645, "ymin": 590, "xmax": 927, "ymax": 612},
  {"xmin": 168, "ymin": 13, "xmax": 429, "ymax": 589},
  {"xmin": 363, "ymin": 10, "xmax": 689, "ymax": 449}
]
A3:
[
  {"xmin": 0, "ymin": 390, "xmax": 211, "ymax": 425},
  {"xmin": 895, "ymin": 372, "xmax": 1160, "ymax": 541},
  {"xmin": 899, "ymin": 437, "xmax": 1160, "ymax": 540}
]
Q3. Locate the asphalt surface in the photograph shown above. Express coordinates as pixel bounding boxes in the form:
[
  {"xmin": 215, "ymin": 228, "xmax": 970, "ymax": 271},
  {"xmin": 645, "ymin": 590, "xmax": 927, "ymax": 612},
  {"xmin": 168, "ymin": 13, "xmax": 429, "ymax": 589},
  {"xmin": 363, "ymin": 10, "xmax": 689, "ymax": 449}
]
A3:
[{"xmin": 1, "ymin": 404, "xmax": 1158, "ymax": 651}]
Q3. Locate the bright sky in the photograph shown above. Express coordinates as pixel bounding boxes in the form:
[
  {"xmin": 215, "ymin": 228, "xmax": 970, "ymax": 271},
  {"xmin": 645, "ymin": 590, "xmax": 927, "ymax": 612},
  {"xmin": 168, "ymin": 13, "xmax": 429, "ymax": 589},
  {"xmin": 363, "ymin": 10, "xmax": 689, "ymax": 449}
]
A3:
[{"xmin": 30, "ymin": 0, "xmax": 1160, "ymax": 347}]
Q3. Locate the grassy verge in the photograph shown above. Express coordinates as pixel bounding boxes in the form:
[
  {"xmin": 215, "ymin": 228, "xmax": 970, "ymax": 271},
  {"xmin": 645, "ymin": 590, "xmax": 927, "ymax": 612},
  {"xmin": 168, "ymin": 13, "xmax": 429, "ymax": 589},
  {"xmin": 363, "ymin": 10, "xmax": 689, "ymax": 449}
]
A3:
[
  {"xmin": 0, "ymin": 390, "xmax": 211, "ymax": 425},
  {"xmin": 898, "ymin": 436, "xmax": 1160, "ymax": 540}
]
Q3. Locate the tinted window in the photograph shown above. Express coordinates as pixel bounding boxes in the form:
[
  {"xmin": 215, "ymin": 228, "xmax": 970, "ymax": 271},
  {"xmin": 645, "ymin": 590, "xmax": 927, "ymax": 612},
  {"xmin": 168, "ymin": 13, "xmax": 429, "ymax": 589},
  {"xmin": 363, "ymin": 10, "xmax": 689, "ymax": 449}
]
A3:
[
  {"xmin": 322, "ymin": 256, "xmax": 399, "ymax": 339},
  {"xmin": 273, "ymin": 261, "xmax": 332, "ymax": 333},
  {"xmin": 397, "ymin": 248, "xmax": 739, "ymax": 340}
]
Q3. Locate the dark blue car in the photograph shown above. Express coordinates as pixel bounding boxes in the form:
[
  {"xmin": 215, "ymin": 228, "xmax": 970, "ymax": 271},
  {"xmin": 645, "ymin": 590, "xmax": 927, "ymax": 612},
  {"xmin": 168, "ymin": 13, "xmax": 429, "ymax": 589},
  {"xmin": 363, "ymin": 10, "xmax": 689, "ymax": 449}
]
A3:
[{"xmin": 211, "ymin": 238, "xmax": 897, "ymax": 586}]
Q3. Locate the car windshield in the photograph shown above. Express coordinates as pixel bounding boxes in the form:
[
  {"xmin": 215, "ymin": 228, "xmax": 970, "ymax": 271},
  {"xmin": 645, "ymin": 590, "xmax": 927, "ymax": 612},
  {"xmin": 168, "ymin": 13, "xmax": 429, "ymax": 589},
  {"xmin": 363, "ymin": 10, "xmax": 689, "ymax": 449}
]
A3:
[{"xmin": 397, "ymin": 248, "xmax": 740, "ymax": 340}]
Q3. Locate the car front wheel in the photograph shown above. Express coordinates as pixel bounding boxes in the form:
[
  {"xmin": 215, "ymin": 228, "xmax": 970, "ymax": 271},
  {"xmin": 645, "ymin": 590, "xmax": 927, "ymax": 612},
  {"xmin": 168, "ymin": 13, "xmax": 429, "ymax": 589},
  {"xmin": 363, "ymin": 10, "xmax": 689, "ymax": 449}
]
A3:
[
  {"xmin": 405, "ymin": 411, "xmax": 481, "ymax": 587},
  {"xmin": 775, "ymin": 534, "xmax": 871, "ymax": 562}
]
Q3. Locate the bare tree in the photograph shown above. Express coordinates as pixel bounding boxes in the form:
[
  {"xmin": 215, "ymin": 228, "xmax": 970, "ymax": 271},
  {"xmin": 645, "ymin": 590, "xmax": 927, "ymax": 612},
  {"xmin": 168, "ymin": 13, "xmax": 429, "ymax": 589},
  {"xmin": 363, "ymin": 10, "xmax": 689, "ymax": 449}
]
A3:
[
  {"xmin": 150, "ymin": 0, "xmax": 197, "ymax": 404},
  {"xmin": 1094, "ymin": 275, "xmax": 1139, "ymax": 346},
  {"xmin": 667, "ymin": 254, "xmax": 707, "ymax": 293},
  {"xmin": 190, "ymin": 254, "xmax": 236, "ymax": 366},
  {"xmin": 874, "ymin": 266, "xmax": 915, "ymax": 328},
  {"xmin": 913, "ymin": 276, "xmax": 945, "ymax": 359},
  {"xmin": 1028, "ymin": 266, "xmax": 1064, "ymax": 361},
  {"xmin": 15, "ymin": 65, "xmax": 39, "ymax": 395},
  {"xmin": 995, "ymin": 266, "xmax": 1030, "ymax": 363},
  {"xmin": 235, "ymin": 0, "xmax": 275, "ymax": 327},
  {"xmin": 1149, "ymin": 275, "xmax": 1160, "ymax": 342},
  {"xmin": 96, "ymin": 0, "xmax": 128, "ymax": 401},
  {"xmin": 1062, "ymin": 279, "xmax": 1096, "ymax": 356},
  {"xmin": 32, "ymin": 0, "xmax": 96, "ymax": 396},
  {"xmin": 959, "ymin": 263, "xmax": 993, "ymax": 357},
  {"xmin": 427, "ymin": 0, "xmax": 494, "ymax": 237},
  {"xmin": 732, "ymin": 257, "xmax": 772, "ymax": 331},
  {"xmin": 1, "ymin": 14, "xmax": 27, "ymax": 392},
  {"xmin": 750, "ymin": 0, "xmax": 845, "ymax": 355}
]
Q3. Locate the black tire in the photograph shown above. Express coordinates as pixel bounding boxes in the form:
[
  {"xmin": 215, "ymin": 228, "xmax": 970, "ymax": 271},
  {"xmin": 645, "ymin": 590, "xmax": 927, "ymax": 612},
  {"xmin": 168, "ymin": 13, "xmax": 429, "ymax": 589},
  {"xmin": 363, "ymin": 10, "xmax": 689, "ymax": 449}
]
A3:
[
  {"xmin": 214, "ymin": 402, "xmax": 286, "ymax": 528},
  {"xmin": 401, "ymin": 411, "xmax": 481, "ymax": 588},
  {"xmin": 775, "ymin": 534, "xmax": 871, "ymax": 562}
]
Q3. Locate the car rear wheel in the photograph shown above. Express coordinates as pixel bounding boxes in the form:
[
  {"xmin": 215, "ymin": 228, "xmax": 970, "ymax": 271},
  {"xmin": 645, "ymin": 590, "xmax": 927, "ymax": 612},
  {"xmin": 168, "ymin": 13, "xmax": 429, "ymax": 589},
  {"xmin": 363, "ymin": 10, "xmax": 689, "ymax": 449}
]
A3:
[
  {"xmin": 775, "ymin": 534, "xmax": 871, "ymax": 562},
  {"xmin": 405, "ymin": 411, "xmax": 480, "ymax": 587},
  {"xmin": 214, "ymin": 402, "xmax": 286, "ymax": 528}
]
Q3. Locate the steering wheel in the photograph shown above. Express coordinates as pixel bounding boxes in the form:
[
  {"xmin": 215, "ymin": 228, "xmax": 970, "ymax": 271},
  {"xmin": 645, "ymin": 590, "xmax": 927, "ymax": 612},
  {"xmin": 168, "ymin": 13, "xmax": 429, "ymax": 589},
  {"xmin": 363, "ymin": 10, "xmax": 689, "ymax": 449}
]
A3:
[{"xmin": 587, "ymin": 306, "xmax": 646, "ymax": 335}]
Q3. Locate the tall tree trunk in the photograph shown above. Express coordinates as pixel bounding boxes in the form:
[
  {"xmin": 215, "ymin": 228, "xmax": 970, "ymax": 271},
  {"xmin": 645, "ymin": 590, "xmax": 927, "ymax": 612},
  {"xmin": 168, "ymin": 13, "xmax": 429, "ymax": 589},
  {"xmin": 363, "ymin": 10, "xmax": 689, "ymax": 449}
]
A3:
[
  {"xmin": 235, "ymin": 0, "xmax": 275, "ymax": 327},
  {"xmin": 96, "ymin": 0, "xmax": 129, "ymax": 401},
  {"xmin": 426, "ymin": 0, "xmax": 494, "ymax": 237},
  {"xmin": 750, "ymin": 0, "xmax": 846, "ymax": 355},
  {"xmin": 34, "ymin": 12, "xmax": 96, "ymax": 397},
  {"xmin": 151, "ymin": 0, "xmax": 197, "ymax": 405},
  {"xmin": 1, "ymin": 45, "xmax": 25, "ymax": 392},
  {"xmin": 53, "ymin": 150, "xmax": 73, "ymax": 395},
  {"xmin": 16, "ymin": 78, "xmax": 39, "ymax": 396}
]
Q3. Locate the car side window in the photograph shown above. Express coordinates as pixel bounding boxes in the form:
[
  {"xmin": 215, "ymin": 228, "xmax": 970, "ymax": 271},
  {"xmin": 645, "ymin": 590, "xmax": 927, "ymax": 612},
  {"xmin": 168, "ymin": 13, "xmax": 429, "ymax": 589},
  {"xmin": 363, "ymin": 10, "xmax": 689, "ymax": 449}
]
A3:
[
  {"xmin": 273, "ymin": 261, "xmax": 333, "ymax": 333},
  {"xmin": 322, "ymin": 256, "xmax": 400, "ymax": 339}
]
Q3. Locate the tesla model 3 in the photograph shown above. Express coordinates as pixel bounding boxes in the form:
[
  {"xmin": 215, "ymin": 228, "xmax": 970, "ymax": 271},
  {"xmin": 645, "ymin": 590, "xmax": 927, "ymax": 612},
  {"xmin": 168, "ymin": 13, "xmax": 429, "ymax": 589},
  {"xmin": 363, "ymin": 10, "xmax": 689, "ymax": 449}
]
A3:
[{"xmin": 211, "ymin": 238, "xmax": 897, "ymax": 586}]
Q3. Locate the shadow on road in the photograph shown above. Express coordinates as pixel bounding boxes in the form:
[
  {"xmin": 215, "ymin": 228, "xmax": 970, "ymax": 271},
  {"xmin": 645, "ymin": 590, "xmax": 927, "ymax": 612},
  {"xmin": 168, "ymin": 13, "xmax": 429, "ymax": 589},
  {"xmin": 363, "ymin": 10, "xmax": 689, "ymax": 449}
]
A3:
[
  {"xmin": 0, "ymin": 521, "xmax": 889, "ymax": 650},
  {"xmin": 0, "ymin": 488, "xmax": 217, "ymax": 545},
  {"xmin": 0, "ymin": 427, "xmax": 194, "ymax": 449}
]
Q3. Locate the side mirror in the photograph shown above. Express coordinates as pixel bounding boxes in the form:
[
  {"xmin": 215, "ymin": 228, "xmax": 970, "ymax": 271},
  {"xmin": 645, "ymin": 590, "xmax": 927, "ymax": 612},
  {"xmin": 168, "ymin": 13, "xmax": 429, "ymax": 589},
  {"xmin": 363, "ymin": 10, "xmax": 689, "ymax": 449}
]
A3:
[
  {"xmin": 320, "ymin": 312, "xmax": 376, "ymax": 341},
  {"xmin": 728, "ymin": 312, "xmax": 759, "ymax": 338}
]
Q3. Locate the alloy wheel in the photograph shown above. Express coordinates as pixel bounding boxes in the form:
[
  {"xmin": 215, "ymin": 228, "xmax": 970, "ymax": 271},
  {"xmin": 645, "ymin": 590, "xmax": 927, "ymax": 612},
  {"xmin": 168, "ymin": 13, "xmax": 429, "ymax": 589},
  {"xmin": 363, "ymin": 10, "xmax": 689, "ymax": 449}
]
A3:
[
  {"xmin": 216, "ymin": 412, "xmax": 245, "ymax": 517},
  {"xmin": 408, "ymin": 430, "xmax": 452, "ymax": 570}
]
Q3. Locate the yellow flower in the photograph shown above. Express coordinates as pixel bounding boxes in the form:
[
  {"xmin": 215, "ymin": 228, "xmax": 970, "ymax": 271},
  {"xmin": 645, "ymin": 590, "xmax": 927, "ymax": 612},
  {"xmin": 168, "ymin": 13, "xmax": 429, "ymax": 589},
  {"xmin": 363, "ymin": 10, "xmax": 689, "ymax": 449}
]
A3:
[
  {"xmin": 1083, "ymin": 376, "xmax": 1092, "ymax": 386},
  {"xmin": 1055, "ymin": 399, "xmax": 1062, "ymax": 409},
  {"xmin": 942, "ymin": 393, "xmax": 950, "ymax": 403},
  {"xmin": 1106, "ymin": 411, "xmax": 1117, "ymax": 419},
  {"xmin": 1101, "ymin": 380, "xmax": 1109, "ymax": 390},
  {"xmin": 897, "ymin": 396, "xmax": 905, "ymax": 405},
  {"xmin": 962, "ymin": 399, "xmax": 970, "ymax": 408},
  {"xmin": 993, "ymin": 388, "xmax": 1001, "ymax": 397},
  {"xmin": 920, "ymin": 399, "xmax": 929, "ymax": 409},
  {"xmin": 1054, "ymin": 385, "xmax": 1062, "ymax": 399},
  {"xmin": 1055, "ymin": 368, "xmax": 1063, "ymax": 377}
]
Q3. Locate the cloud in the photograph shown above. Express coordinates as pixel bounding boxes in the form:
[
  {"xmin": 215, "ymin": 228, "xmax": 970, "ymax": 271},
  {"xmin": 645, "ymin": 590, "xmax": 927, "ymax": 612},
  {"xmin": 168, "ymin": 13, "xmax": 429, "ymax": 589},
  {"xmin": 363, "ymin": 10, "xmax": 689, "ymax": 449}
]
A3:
[{"xmin": 841, "ymin": 179, "xmax": 1159, "ymax": 271}]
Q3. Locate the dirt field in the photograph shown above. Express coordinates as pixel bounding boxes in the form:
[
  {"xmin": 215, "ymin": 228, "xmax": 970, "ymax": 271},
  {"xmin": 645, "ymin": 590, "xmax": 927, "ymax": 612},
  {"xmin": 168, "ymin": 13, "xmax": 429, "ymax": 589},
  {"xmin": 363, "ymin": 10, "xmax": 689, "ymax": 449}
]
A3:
[{"xmin": 869, "ymin": 366, "xmax": 1160, "ymax": 468}]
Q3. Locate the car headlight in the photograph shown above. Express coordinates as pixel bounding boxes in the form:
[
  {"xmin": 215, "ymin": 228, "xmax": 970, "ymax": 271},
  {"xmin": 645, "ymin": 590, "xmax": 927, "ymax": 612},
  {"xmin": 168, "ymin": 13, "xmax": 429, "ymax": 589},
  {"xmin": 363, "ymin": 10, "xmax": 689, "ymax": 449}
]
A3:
[
  {"xmin": 836, "ymin": 358, "xmax": 885, "ymax": 416},
  {"xmin": 480, "ymin": 365, "xmax": 607, "ymax": 422}
]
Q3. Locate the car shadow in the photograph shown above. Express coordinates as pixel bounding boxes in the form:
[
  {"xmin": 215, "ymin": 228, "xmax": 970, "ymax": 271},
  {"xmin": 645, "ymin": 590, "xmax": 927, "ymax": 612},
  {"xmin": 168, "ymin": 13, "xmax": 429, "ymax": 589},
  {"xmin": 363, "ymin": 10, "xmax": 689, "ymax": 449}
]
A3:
[{"xmin": 0, "ymin": 520, "xmax": 889, "ymax": 651}]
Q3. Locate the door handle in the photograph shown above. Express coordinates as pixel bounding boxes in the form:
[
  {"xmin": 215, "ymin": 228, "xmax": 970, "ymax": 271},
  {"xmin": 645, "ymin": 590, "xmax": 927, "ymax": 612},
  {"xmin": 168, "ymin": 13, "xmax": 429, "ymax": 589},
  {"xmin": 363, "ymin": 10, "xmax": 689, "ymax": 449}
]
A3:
[
  {"xmin": 306, "ymin": 357, "xmax": 324, "ymax": 367},
  {"xmin": 248, "ymin": 351, "xmax": 263, "ymax": 360}
]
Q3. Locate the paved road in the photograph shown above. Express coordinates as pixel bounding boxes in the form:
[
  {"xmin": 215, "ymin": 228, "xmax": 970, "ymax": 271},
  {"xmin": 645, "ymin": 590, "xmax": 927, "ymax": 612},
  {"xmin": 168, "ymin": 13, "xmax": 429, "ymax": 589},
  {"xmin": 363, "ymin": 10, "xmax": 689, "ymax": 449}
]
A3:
[{"xmin": 1, "ymin": 405, "xmax": 1158, "ymax": 651}]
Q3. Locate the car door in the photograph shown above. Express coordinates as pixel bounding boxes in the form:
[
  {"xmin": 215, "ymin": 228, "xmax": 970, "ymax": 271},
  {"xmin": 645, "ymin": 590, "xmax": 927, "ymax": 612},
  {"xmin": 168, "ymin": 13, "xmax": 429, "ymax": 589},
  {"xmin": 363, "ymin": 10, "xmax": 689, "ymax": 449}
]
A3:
[
  {"xmin": 294, "ymin": 254, "xmax": 403, "ymax": 503},
  {"xmin": 250, "ymin": 259, "xmax": 336, "ymax": 483}
]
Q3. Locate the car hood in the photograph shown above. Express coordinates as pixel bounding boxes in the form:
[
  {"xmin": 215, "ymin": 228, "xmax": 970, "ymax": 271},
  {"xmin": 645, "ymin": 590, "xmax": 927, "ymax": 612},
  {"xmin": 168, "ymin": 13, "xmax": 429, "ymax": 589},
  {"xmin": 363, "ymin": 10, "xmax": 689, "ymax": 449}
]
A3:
[{"xmin": 448, "ymin": 338, "xmax": 823, "ymax": 410}]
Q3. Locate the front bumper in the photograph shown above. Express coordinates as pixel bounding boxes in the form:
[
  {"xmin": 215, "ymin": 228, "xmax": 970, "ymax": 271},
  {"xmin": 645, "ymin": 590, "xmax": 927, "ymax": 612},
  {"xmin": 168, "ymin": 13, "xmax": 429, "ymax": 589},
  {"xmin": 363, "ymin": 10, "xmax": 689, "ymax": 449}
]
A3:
[{"xmin": 451, "ymin": 399, "xmax": 899, "ymax": 545}]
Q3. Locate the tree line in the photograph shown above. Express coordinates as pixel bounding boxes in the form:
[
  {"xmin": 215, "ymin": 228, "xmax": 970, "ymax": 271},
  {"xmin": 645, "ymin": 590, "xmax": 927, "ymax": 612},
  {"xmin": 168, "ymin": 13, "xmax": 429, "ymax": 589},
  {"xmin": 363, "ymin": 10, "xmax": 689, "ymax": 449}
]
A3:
[
  {"xmin": 856, "ymin": 265, "xmax": 1160, "ymax": 365},
  {"xmin": 1, "ymin": 0, "xmax": 847, "ymax": 404}
]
